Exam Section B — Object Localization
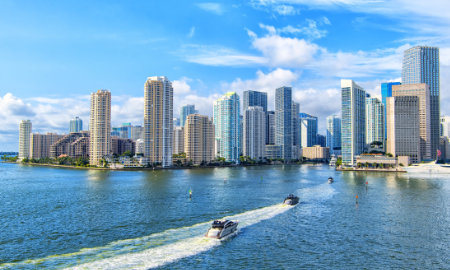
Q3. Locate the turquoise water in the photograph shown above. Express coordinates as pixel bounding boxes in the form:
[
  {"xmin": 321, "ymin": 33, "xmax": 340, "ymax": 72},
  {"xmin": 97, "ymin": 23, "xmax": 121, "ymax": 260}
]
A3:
[{"xmin": 0, "ymin": 162, "xmax": 449, "ymax": 269}]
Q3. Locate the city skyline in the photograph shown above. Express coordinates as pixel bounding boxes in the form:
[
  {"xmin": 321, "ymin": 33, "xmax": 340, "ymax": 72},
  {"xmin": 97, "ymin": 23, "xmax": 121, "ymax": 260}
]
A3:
[{"xmin": 1, "ymin": 1, "xmax": 450, "ymax": 151}]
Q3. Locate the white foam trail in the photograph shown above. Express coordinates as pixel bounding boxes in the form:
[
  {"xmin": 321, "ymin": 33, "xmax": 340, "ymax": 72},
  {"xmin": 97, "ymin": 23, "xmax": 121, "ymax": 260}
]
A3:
[
  {"xmin": 297, "ymin": 182, "xmax": 337, "ymax": 217},
  {"xmin": 66, "ymin": 204, "xmax": 292, "ymax": 270}
]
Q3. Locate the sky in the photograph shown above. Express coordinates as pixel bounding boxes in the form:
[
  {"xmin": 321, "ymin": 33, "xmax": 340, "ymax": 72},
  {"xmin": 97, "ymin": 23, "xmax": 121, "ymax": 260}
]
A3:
[{"xmin": 1, "ymin": 0, "xmax": 450, "ymax": 151}]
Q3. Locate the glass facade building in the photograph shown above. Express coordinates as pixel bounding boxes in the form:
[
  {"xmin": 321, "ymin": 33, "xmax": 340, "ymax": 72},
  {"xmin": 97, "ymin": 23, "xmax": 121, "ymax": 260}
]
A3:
[
  {"xmin": 180, "ymin": 105, "xmax": 196, "ymax": 127},
  {"xmin": 299, "ymin": 113, "xmax": 318, "ymax": 148},
  {"xmin": 213, "ymin": 92, "xmax": 241, "ymax": 163},
  {"xmin": 365, "ymin": 96, "xmax": 384, "ymax": 145},
  {"xmin": 341, "ymin": 80, "xmax": 366, "ymax": 166},
  {"xmin": 69, "ymin": 117, "xmax": 83, "ymax": 133},
  {"xmin": 326, "ymin": 115, "xmax": 341, "ymax": 154},
  {"xmin": 275, "ymin": 87, "xmax": 292, "ymax": 161}
]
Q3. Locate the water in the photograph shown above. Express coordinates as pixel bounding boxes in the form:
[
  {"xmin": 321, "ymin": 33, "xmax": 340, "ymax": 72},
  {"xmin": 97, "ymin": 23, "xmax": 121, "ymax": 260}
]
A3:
[{"xmin": 0, "ymin": 163, "xmax": 448, "ymax": 269}]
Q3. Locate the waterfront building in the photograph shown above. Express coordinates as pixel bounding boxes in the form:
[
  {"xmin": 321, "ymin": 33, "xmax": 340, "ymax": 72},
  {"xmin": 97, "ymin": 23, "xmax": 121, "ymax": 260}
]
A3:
[
  {"xmin": 50, "ymin": 132, "xmax": 90, "ymax": 159},
  {"xmin": 213, "ymin": 92, "xmax": 241, "ymax": 162},
  {"xmin": 180, "ymin": 105, "xmax": 196, "ymax": 127},
  {"xmin": 302, "ymin": 145, "xmax": 330, "ymax": 162},
  {"xmin": 69, "ymin": 117, "xmax": 83, "ymax": 133},
  {"xmin": 243, "ymin": 106, "xmax": 266, "ymax": 160},
  {"xmin": 119, "ymin": 123, "xmax": 132, "ymax": 139},
  {"xmin": 243, "ymin": 90, "xmax": 267, "ymax": 112},
  {"xmin": 173, "ymin": 126, "xmax": 184, "ymax": 155},
  {"xmin": 18, "ymin": 120, "xmax": 32, "ymax": 161},
  {"xmin": 89, "ymin": 90, "xmax": 112, "ymax": 166},
  {"xmin": 341, "ymin": 79, "xmax": 366, "ymax": 166},
  {"xmin": 130, "ymin": 125, "xmax": 144, "ymax": 141},
  {"xmin": 438, "ymin": 136, "xmax": 450, "ymax": 162},
  {"xmin": 440, "ymin": 116, "xmax": 450, "ymax": 137},
  {"xmin": 365, "ymin": 96, "xmax": 385, "ymax": 146},
  {"xmin": 402, "ymin": 46, "xmax": 439, "ymax": 160},
  {"xmin": 292, "ymin": 102, "xmax": 301, "ymax": 148},
  {"xmin": 112, "ymin": 137, "xmax": 135, "ymax": 156},
  {"xmin": 184, "ymin": 114, "xmax": 215, "ymax": 165},
  {"xmin": 265, "ymin": 145, "xmax": 282, "ymax": 160},
  {"xmin": 299, "ymin": 113, "xmax": 318, "ymax": 148},
  {"xmin": 275, "ymin": 87, "xmax": 293, "ymax": 161},
  {"xmin": 386, "ymin": 96, "xmax": 421, "ymax": 163},
  {"xmin": 326, "ymin": 115, "xmax": 341, "ymax": 154},
  {"xmin": 392, "ymin": 83, "xmax": 431, "ymax": 160},
  {"xmin": 144, "ymin": 76, "xmax": 174, "ymax": 167},
  {"xmin": 30, "ymin": 133, "xmax": 64, "ymax": 159},
  {"xmin": 135, "ymin": 138, "xmax": 144, "ymax": 155},
  {"xmin": 381, "ymin": 82, "xmax": 401, "ymax": 138},
  {"xmin": 266, "ymin": 111, "xmax": 275, "ymax": 145}
]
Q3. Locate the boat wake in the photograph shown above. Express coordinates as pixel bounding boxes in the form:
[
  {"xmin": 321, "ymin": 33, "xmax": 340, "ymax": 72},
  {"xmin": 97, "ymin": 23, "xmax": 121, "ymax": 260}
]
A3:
[{"xmin": 0, "ymin": 204, "xmax": 293, "ymax": 270}]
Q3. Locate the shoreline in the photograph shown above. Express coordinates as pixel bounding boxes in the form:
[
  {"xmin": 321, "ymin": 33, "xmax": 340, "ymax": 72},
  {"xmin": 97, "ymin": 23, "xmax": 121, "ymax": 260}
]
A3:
[
  {"xmin": 1, "ymin": 161, "xmax": 325, "ymax": 171},
  {"xmin": 337, "ymin": 167, "xmax": 406, "ymax": 173}
]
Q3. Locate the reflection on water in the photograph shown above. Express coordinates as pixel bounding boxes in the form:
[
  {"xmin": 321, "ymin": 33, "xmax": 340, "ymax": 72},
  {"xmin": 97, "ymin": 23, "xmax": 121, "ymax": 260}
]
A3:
[{"xmin": 86, "ymin": 169, "xmax": 110, "ymax": 181}]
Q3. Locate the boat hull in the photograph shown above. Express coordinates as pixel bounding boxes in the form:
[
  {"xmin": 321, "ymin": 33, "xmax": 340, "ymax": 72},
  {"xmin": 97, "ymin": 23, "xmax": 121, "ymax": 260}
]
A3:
[{"xmin": 206, "ymin": 222, "xmax": 238, "ymax": 239}]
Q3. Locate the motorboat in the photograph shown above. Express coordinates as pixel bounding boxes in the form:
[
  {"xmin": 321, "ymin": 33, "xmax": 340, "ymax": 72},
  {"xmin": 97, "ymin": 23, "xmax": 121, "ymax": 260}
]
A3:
[
  {"xmin": 328, "ymin": 177, "xmax": 334, "ymax": 184},
  {"xmin": 205, "ymin": 220, "xmax": 238, "ymax": 239},
  {"xmin": 283, "ymin": 194, "xmax": 299, "ymax": 205}
]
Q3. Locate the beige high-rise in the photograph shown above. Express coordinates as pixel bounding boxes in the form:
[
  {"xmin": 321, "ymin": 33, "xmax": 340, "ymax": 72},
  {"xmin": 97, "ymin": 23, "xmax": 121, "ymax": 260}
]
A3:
[
  {"xmin": 184, "ymin": 114, "xmax": 214, "ymax": 165},
  {"xmin": 30, "ymin": 133, "xmax": 64, "ymax": 159},
  {"xmin": 144, "ymin": 76, "xmax": 173, "ymax": 167},
  {"xmin": 173, "ymin": 126, "xmax": 184, "ymax": 155},
  {"xmin": 18, "ymin": 120, "xmax": 32, "ymax": 160},
  {"xmin": 392, "ymin": 83, "xmax": 431, "ymax": 160},
  {"xmin": 89, "ymin": 90, "xmax": 111, "ymax": 166}
]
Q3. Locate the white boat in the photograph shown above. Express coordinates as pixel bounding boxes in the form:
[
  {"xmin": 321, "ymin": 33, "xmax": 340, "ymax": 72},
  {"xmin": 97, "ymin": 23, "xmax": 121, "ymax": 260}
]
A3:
[
  {"xmin": 205, "ymin": 220, "xmax": 238, "ymax": 239},
  {"xmin": 404, "ymin": 162, "xmax": 450, "ymax": 174},
  {"xmin": 328, "ymin": 177, "xmax": 334, "ymax": 184}
]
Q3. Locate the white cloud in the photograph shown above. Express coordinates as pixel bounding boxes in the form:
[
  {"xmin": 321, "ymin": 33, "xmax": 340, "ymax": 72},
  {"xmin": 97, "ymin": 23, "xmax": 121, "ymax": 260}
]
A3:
[
  {"xmin": 273, "ymin": 5, "xmax": 298, "ymax": 15},
  {"xmin": 172, "ymin": 77, "xmax": 192, "ymax": 95},
  {"xmin": 259, "ymin": 19, "xmax": 329, "ymax": 40},
  {"xmin": 182, "ymin": 44, "xmax": 266, "ymax": 66},
  {"xmin": 188, "ymin": 27, "xmax": 195, "ymax": 38},
  {"xmin": 196, "ymin": 3, "xmax": 225, "ymax": 15}
]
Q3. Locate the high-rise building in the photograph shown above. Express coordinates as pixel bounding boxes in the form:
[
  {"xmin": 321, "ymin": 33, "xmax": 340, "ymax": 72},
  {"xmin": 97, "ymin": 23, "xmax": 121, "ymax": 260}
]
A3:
[
  {"xmin": 386, "ymin": 96, "xmax": 421, "ymax": 163},
  {"xmin": 18, "ymin": 120, "xmax": 32, "ymax": 160},
  {"xmin": 184, "ymin": 114, "xmax": 215, "ymax": 165},
  {"xmin": 213, "ymin": 92, "xmax": 241, "ymax": 162},
  {"xmin": 275, "ymin": 86, "xmax": 293, "ymax": 161},
  {"xmin": 381, "ymin": 82, "xmax": 401, "ymax": 138},
  {"xmin": 243, "ymin": 106, "xmax": 266, "ymax": 160},
  {"xmin": 440, "ymin": 116, "xmax": 450, "ymax": 137},
  {"xmin": 69, "ymin": 116, "xmax": 83, "ymax": 133},
  {"xmin": 341, "ymin": 80, "xmax": 366, "ymax": 166},
  {"xmin": 119, "ymin": 123, "xmax": 132, "ymax": 139},
  {"xmin": 173, "ymin": 126, "xmax": 184, "ymax": 155},
  {"xmin": 366, "ymin": 96, "xmax": 385, "ymax": 145},
  {"xmin": 402, "ymin": 46, "xmax": 439, "ymax": 159},
  {"xmin": 30, "ymin": 133, "xmax": 64, "ymax": 159},
  {"xmin": 392, "ymin": 84, "xmax": 431, "ymax": 161},
  {"xmin": 144, "ymin": 76, "xmax": 174, "ymax": 167},
  {"xmin": 299, "ymin": 113, "xmax": 318, "ymax": 148},
  {"xmin": 326, "ymin": 115, "xmax": 341, "ymax": 154},
  {"xmin": 89, "ymin": 90, "xmax": 111, "ymax": 166},
  {"xmin": 266, "ymin": 111, "xmax": 275, "ymax": 145},
  {"xmin": 111, "ymin": 137, "xmax": 135, "ymax": 156},
  {"xmin": 243, "ymin": 90, "xmax": 267, "ymax": 112},
  {"xmin": 130, "ymin": 125, "xmax": 144, "ymax": 141},
  {"xmin": 316, "ymin": 134, "xmax": 326, "ymax": 147},
  {"xmin": 50, "ymin": 132, "xmax": 90, "ymax": 159},
  {"xmin": 292, "ymin": 102, "xmax": 300, "ymax": 146},
  {"xmin": 180, "ymin": 105, "xmax": 196, "ymax": 127}
]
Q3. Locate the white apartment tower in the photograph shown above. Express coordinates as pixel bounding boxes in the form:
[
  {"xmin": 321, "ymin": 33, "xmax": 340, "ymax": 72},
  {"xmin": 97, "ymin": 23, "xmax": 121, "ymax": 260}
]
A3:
[
  {"xmin": 243, "ymin": 106, "xmax": 266, "ymax": 160},
  {"xmin": 18, "ymin": 120, "xmax": 32, "ymax": 160}
]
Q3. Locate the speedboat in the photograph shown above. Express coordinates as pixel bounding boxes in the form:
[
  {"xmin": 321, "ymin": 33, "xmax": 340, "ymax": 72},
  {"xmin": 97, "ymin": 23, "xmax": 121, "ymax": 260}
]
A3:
[
  {"xmin": 283, "ymin": 194, "xmax": 299, "ymax": 205},
  {"xmin": 205, "ymin": 220, "xmax": 238, "ymax": 239},
  {"xmin": 328, "ymin": 177, "xmax": 334, "ymax": 184}
]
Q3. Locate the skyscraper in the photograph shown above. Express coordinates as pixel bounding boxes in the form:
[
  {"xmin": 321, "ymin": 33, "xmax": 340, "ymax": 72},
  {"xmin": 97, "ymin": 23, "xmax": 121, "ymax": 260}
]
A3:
[
  {"xmin": 402, "ymin": 46, "xmax": 439, "ymax": 159},
  {"xmin": 292, "ymin": 102, "xmax": 300, "ymax": 147},
  {"xmin": 243, "ymin": 90, "xmax": 267, "ymax": 112},
  {"xmin": 341, "ymin": 80, "xmax": 366, "ymax": 166},
  {"xmin": 243, "ymin": 106, "xmax": 266, "ymax": 160},
  {"xmin": 180, "ymin": 105, "xmax": 196, "ymax": 127},
  {"xmin": 326, "ymin": 115, "xmax": 341, "ymax": 154},
  {"xmin": 213, "ymin": 92, "xmax": 241, "ymax": 162},
  {"xmin": 299, "ymin": 113, "xmax": 318, "ymax": 148},
  {"xmin": 173, "ymin": 126, "xmax": 184, "ymax": 155},
  {"xmin": 275, "ymin": 86, "xmax": 292, "ymax": 161},
  {"xmin": 365, "ymin": 96, "xmax": 385, "ymax": 145},
  {"xmin": 381, "ymin": 82, "xmax": 401, "ymax": 138},
  {"xmin": 386, "ymin": 96, "xmax": 421, "ymax": 163},
  {"xmin": 30, "ymin": 133, "xmax": 63, "ymax": 159},
  {"xmin": 392, "ymin": 83, "xmax": 431, "ymax": 161},
  {"xmin": 89, "ymin": 90, "xmax": 111, "ymax": 166},
  {"xmin": 69, "ymin": 116, "xmax": 83, "ymax": 133},
  {"xmin": 144, "ymin": 76, "xmax": 174, "ymax": 167},
  {"xmin": 184, "ymin": 114, "xmax": 215, "ymax": 165},
  {"xmin": 18, "ymin": 120, "xmax": 32, "ymax": 161}
]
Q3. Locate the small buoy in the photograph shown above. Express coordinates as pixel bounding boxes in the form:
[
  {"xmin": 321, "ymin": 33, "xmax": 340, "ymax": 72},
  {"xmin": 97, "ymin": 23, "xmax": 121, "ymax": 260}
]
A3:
[{"xmin": 355, "ymin": 195, "xmax": 359, "ymax": 204}]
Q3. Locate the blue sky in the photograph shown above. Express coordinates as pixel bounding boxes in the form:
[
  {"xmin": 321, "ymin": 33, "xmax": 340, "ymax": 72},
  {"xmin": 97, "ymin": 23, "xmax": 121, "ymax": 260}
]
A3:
[{"xmin": 1, "ymin": 0, "xmax": 450, "ymax": 151}]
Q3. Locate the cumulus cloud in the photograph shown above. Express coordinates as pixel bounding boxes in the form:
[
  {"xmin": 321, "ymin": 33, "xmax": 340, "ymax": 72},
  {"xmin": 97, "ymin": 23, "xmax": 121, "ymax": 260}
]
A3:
[{"xmin": 273, "ymin": 5, "xmax": 298, "ymax": 15}]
